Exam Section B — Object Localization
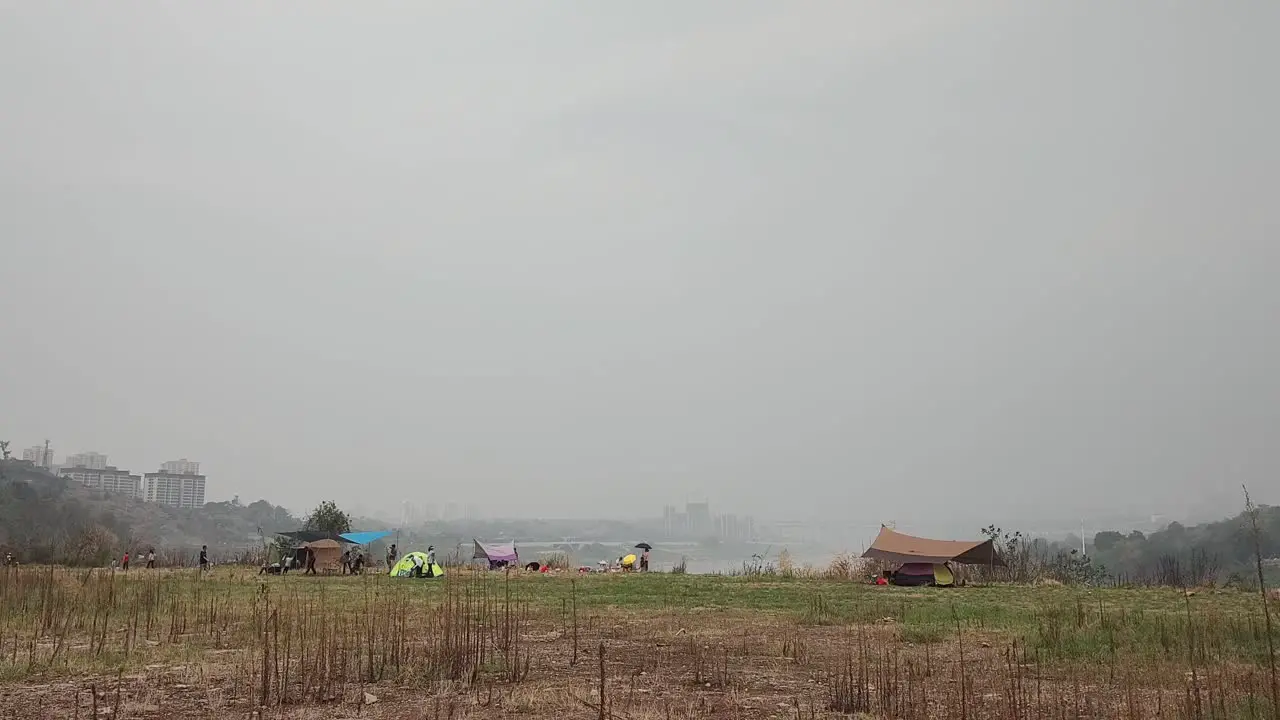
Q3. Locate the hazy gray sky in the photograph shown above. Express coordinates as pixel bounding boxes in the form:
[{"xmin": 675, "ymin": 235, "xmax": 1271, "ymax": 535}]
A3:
[{"xmin": 2, "ymin": 3, "xmax": 1277, "ymax": 531}]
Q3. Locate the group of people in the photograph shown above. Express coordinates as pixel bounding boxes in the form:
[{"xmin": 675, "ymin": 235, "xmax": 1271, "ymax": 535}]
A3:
[
  {"xmin": 259, "ymin": 542, "xmax": 408, "ymax": 577},
  {"xmin": 115, "ymin": 546, "xmax": 212, "ymax": 571},
  {"xmin": 114, "ymin": 548, "xmax": 158, "ymax": 571},
  {"xmin": 340, "ymin": 546, "xmax": 367, "ymax": 574},
  {"xmin": 578, "ymin": 548, "xmax": 652, "ymax": 574},
  {"xmin": 260, "ymin": 545, "xmax": 321, "ymax": 575},
  {"xmin": 406, "ymin": 546, "xmax": 438, "ymax": 577},
  {"xmin": 617, "ymin": 548, "xmax": 651, "ymax": 572}
]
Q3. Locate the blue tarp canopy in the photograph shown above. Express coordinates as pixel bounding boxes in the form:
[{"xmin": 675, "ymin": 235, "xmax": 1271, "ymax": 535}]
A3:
[
  {"xmin": 278, "ymin": 531, "xmax": 350, "ymax": 544},
  {"xmin": 340, "ymin": 530, "xmax": 392, "ymax": 545}
]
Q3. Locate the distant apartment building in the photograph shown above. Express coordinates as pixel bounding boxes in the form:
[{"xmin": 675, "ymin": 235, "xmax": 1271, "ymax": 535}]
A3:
[
  {"xmin": 65, "ymin": 451, "xmax": 108, "ymax": 470},
  {"xmin": 144, "ymin": 469, "xmax": 206, "ymax": 508},
  {"xmin": 21, "ymin": 445, "xmax": 53, "ymax": 469},
  {"xmin": 662, "ymin": 505, "xmax": 682, "ymax": 536},
  {"xmin": 160, "ymin": 458, "xmax": 200, "ymax": 475},
  {"xmin": 401, "ymin": 501, "xmax": 420, "ymax": 526},
  {"xmin": 713, "ymin": 514, "xmax": 756, "ymax": 542},
  {"xmin": 58, "ymin": 466, "xmax": 142, "ymax": 498},
  {"xmin": 685, "ymin": 501, "xmax": 712, "ymax": 535}
]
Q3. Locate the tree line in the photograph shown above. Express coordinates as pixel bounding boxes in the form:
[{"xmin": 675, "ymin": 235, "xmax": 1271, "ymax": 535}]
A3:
[{"xmin": 979, "ymin": 504, "xmax": 1280, "ymax": 587}]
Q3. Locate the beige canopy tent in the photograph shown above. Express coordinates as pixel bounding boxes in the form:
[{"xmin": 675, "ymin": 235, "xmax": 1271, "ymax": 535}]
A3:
[
  {"xmin": 303, "ymin": 538, "xmax": 344, "ymax": 573},
  {"xmin": 861, "ymin": 526, "xmax": 1005, "ymax": 567}
]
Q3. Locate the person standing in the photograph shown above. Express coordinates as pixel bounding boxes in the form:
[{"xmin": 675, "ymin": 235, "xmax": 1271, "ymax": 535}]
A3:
[
  {"xmin": 199, "ymin": 545, "xmax": 209, "ymax": 573},
  {"xmin": 146, "ymin": 549, "xmax": 156, "ymax": 569},
  {"xmin": 386, "ymin": 543, "xmax": 397, "ymax": 569},
  {"xmin": 121, "ymin": 551, "xmax": 130, "ymax": 572},
  {"xmin": 340, "ymin": 548, "xmax": 351, "ymax": 575},
  {"xmin": 305, "ymin": 548, "xmax": 317, "ymax": 575},
  {"xmin": 640, "ymin": 548, "xmax": 650, "ymax": 572}
]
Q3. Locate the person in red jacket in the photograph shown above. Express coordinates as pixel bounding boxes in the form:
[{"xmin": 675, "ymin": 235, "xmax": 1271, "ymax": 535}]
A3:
[{"xmin": 121, "ymin": 551, "xmax": 130, "ymax": 572}]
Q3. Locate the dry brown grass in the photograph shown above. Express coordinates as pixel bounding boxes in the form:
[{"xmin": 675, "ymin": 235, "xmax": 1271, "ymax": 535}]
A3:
[{"xmin": 0, "ymin": 566, "xmax": 1275, "ymax": 719}]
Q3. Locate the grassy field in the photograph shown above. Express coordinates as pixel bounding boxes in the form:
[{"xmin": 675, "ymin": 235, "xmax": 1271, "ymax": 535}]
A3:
[{"xmin": 0, "ymin": 567, "xmax": 1276, "ymax": 719}]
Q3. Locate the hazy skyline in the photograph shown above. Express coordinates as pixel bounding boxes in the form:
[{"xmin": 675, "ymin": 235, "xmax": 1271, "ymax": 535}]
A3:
[{"xmin": 3, "ymin": 3, "xmax": 1278, "ymax": 533}]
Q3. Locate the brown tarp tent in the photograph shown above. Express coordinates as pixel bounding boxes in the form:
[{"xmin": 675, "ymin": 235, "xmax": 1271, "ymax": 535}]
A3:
[
  {"xmin": 303, "ymin": 538, "xmax": 344, "ymax": 573},
  {"xmin": 861, "ymin": 526, "xmax": 1005, "ymax": 567}
]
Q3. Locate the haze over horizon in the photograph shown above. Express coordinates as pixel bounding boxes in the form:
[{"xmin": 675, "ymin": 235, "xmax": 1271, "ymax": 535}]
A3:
[{"xmin": 3, "ymin": 4, "xmax": 1278, "ymax": 535}]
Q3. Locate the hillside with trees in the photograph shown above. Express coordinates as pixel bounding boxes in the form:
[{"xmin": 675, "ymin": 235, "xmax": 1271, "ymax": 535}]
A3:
[
  {"xmin": 1089, "ymin": 503, "xmax": 1280, "ymax": 586},
  {"xmin": 982, "ymin": 503, "xmax": 1280, "ymax": 587},
  {"xmin": 0, "ymin": 459, "xmax": 300, "ymax": 564}
]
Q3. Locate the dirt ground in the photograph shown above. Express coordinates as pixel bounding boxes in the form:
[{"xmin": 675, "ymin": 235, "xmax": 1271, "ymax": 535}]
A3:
[
  {"xmin": 0, "ymin": 570, "xmax": 1274, "ymax": 719},
  {"xmin": 0, "ymin": 611, "xmax": 1231, "ymax": 720}
]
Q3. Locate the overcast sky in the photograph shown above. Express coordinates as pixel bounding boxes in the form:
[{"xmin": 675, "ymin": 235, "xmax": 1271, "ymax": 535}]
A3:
[{"xmin": 2, "ymin": 3, "xmax": 1277, "ymax": 532}]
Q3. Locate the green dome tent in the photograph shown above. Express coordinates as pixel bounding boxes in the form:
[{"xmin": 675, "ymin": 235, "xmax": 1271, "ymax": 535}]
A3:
[{"xmin": 389, "ymin": 551, "xmax": 444, "ymax": 579}]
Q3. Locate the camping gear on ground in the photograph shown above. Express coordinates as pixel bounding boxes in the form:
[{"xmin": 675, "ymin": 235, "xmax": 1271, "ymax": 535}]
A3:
[
  {"xmin": 621, "ymin": 553, "xmax": 637, "ymax": 571},
  {"xmin": 933, "ymin": 564, "xmax": 955, "ymax": 586},
  {"xmin": 389, "ymin": 551, "xmax": 444, "ymax": 578},
  {"xmin": 302, "ymin": 539, "xmax": 344, "ymax": 574},
  {"xmin": 890, "ymin": 562, "xmax": 955, "ymax": 587},
  {"xmin": 525, "ymin": 562, "xmax": 540, "ymax": 572},
  {"xmin": 634, "ymin": 542, "xmax": 652, "ymax": 550},
  {"xmin": 473, "ymin": 539, "xmax": 518, "ymax": 568}
]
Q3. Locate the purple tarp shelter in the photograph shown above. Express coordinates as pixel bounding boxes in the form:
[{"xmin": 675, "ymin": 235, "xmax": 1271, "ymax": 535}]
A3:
[{"xmin": 473, "ymin": 539, "xmax": 518, "ymax": 565}]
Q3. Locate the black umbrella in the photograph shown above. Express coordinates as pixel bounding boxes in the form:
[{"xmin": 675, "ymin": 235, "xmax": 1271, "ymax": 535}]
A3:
[{"xmin": 634, "ymin": 542, "xmax": 652, "ymax": 550}]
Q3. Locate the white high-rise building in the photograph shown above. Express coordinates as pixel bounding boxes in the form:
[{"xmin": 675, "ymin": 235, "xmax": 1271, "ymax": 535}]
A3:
[
  {"xmin": 21, "ymin": 445, "xmax": 53, "ymax": 468},
  {"xmin": 144, "ymin": 470, "xmax": 206, "ymax": 508},
  {"xmin": 160, "ymin": 458, "xmax": 200, "ymax": 475},
  {"xmin": 58, "ymin": 466, "xmax": 142, "ymax": 498},
  {"xmin": 65, "ymin": 451, "xmax": 108, "ymax": 470}
]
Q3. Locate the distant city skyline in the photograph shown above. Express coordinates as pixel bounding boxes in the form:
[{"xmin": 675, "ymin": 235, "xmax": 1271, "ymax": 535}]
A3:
[{"xmin": 11, "ymin": 439, "xmax": 209, "ymax": 508}]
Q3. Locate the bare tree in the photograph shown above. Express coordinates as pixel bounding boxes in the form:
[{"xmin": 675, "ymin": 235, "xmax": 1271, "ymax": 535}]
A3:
[{"xmin": 1244, "ymin": 484, "xmax": 1278, "ymax": 718}]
